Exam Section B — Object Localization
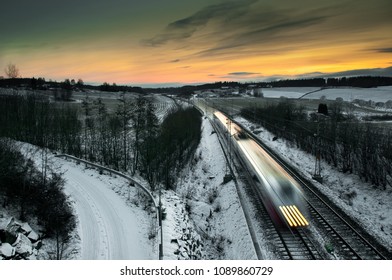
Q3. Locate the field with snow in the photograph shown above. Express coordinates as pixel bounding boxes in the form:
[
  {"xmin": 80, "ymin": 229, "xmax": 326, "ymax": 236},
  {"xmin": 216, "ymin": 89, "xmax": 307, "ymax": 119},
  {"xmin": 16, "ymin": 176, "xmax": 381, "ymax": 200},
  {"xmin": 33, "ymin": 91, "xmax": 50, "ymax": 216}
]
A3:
[{"xmin": 263, "ymin": 86, "xmax": 392, "ymax": 102}]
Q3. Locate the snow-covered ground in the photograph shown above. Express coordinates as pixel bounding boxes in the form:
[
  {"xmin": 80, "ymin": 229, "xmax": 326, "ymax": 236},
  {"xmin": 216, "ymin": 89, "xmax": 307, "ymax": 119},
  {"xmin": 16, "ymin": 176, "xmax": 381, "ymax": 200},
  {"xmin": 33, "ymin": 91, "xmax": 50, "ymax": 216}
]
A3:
[
  {"xmin": 234, "ymin": 116, "xmax": 392, "ymax": 252},
  {"xmin": 152, "ymin": 94, "xmax": 178, "ymax": 123},
  {"xmin": 262, "ymin": 87, "xmax": 321, "ymax": 99},
  {"xmin": 4, "ymin": 94, "xmax": 390, "ymax": 260},
  {"xmin": 54, "ymin": 158, "xmax": 154, "ymax": 260},
  {"xmin": 2, "ymin": 144, "xmax": 156, "ymax": 260},
  {"xmin": 159, "ymin": 117, "xmax": 257, "ymax": 259},
  {"xmin": 263, "ymin": 86, "xmax": 392, "ymax": 102}
]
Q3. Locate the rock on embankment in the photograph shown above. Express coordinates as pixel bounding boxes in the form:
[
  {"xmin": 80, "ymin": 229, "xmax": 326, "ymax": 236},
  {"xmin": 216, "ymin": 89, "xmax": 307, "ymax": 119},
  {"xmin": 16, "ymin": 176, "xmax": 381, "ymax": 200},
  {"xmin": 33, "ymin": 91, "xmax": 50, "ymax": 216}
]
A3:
[{"xmin": 0, "ymin": 217, "xmax": 41, "ymax": 260}]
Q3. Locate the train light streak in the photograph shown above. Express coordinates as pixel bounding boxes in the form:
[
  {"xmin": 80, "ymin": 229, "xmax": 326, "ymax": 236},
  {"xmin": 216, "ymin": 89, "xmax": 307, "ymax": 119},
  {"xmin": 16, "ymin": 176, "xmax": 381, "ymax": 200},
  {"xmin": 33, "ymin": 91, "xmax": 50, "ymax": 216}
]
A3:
[
  {"xmin": 213, "ymin": 110, "xmax": 309, "ymax": 228},
  {"xmin": 280, "ymin": 206, "xmax": 297, "ymax": 227},
  {"xmin": 289, "ymin": 205, "xmax": 307, "ymax": 226},
  {"xmin": 279, "ymin": 205, "xmax": 309, "ymax": 227},
  {"xmin": 292, "ymin": 205, "xmax": 309, "ymax": 226}
]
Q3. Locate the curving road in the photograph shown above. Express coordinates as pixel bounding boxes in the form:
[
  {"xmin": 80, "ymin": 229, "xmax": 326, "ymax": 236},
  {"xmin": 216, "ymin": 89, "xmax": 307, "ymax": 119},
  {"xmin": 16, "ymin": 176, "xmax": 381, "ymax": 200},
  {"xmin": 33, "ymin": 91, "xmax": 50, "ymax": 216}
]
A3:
[{"xmin": 57, "ymin": 158, "xmax": 152, "ymax": 260}]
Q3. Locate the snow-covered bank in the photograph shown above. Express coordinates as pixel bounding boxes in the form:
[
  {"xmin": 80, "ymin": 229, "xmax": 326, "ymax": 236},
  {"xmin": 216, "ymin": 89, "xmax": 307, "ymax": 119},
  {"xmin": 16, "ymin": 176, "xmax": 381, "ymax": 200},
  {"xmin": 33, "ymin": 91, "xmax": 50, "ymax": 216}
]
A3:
[
  {"xmin": 162, "ymin": 117, "xmax": 256, "ymax": 259},
  {"xmin": 1, "ymin": 142, "xmax": 156, "ymax": 260},
  {"xmin": 234, "ymin": 116, "xmax": 392, "ymax": 251}
]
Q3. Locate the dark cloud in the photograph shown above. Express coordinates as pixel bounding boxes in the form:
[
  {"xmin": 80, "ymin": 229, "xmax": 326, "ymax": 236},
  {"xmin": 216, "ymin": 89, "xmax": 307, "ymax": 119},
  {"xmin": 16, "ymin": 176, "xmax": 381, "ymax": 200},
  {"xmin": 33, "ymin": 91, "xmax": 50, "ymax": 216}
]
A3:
[
  {"xmin": 170, "ymin": 59, "xmax": 180, "ymax": 63},
  {"xmin": 142, "ymin": 0, "xmax": 339, "ymax": 63},
  {"xmin": 322, "ymin": 66, "xmax": 392, "ymax": 77},
  {"xmin": 295, "ymin": 72, "xmax": 326, "ymax": 78},
  {"xmin": 228, "ymin": 72, "xmax": 261, "ymax": 76},
  {"xmin": 372, "ymin": 48, "xmax": 392, "ymax": 53},
  {"xmin": 142, "ymin": 0, "xmax": 258, "ymax": 46},
  {"xmin": 219, "ymin": 72, "xmax": 265, "ymax": 80},
  {"xmin": 140, "ymin": 0, "xmax": 392, "ymax": 69},
  {"xmin": 195, "ymin": 10, "xmax": 333, "ymax": 58},
  {"xmin": 294, "ymin": 67, "xmax": 392, "ymax": 78}
]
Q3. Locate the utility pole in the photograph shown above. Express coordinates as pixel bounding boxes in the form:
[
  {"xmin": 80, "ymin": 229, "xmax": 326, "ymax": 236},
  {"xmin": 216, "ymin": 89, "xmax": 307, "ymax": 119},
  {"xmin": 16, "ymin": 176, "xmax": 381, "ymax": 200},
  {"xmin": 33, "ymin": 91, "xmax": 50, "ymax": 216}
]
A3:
[
  {"xmin": 313, "ymin": 114, "xmax": 323, "ymax": 183},
  {"xmin": 158, "ymin": 184, "xmax": 163, "ymax": 260},
  {"xmin": 224, "ymin": 116, "xmax": 233, "ymax": 183}
]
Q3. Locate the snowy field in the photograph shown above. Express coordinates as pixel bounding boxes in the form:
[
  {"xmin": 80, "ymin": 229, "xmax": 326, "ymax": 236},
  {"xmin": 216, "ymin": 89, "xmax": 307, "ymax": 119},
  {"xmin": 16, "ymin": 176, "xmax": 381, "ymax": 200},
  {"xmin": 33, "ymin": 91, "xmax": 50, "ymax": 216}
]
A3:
[
  {"xmin": 263, "ymin": 86, "xmax": 392, "ymax": 102},
  {"xmin": 234, "ymin": 116, "xmax": 392, "ymax": 252}
]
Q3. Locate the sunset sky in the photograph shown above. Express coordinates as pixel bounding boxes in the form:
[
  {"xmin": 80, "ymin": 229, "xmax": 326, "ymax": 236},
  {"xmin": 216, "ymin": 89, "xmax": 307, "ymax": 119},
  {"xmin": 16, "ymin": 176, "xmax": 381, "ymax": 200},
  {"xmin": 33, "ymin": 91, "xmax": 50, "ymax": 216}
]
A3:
[{"xmin": 1, "ymin": 0, "xmax": 391, "ymax": 86}]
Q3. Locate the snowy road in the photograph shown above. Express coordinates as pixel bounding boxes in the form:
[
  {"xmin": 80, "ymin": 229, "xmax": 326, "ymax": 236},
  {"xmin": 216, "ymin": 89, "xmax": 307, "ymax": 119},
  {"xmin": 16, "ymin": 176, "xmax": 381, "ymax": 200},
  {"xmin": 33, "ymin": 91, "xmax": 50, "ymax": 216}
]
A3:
[{"xmin": 57, "ymin": 159, "xmax": 152, "ymax": 260}]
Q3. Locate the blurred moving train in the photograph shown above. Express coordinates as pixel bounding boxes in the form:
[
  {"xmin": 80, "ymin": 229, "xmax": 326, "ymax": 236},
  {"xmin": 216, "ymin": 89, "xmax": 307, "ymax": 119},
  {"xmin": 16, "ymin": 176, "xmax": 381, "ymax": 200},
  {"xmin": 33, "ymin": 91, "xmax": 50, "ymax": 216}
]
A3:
[{"xmin": 213, "ymin": 111, "xmax": 309, "ymax": 228}]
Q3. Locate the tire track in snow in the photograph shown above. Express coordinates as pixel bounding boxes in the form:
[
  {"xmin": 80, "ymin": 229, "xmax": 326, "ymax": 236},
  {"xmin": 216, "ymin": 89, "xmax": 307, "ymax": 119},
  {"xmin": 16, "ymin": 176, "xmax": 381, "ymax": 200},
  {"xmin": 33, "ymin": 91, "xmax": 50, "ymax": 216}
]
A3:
[
  {"xmin": 58, "ymin": 160, "xmax": 152, "ymax": 260},
  {"xmin": 67, "ymin": 177, "xmax": 110, "ymax": 259}
]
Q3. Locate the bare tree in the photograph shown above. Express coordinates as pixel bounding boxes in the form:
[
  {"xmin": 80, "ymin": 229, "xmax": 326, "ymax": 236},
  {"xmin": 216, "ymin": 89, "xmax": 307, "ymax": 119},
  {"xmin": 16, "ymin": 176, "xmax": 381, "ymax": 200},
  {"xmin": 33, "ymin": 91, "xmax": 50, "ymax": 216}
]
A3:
[{"xmin": 4, "ymin": 63, "xmax": 20, "ymax": 78}]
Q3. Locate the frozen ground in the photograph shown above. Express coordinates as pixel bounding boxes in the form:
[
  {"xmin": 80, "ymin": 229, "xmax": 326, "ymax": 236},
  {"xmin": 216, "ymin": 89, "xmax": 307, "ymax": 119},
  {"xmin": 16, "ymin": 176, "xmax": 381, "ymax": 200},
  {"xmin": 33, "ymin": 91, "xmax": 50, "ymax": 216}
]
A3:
[{"xmin": 234, "ymin": 116, "xmax": 392, "ymax": 252}]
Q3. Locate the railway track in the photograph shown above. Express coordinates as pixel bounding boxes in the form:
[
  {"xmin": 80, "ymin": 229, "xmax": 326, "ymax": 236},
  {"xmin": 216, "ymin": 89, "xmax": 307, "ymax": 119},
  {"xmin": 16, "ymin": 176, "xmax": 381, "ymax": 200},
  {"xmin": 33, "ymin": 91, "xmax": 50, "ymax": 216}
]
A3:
[
  {"xmin": 210, "ymin": 115, "xmax": 323, "ymax": 260},
  {"xmin": 304, "ymin": 187, "xmax": 384, "ymax": 259},
  {"xmin": 233, "ymin": 117, "xmax": 390, "ymax": 260}
]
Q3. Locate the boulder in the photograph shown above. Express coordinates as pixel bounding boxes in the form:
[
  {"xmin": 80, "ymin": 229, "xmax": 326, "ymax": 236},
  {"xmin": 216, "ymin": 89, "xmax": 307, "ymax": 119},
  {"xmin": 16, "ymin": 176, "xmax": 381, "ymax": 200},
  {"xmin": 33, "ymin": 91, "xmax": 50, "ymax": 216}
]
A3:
[
  {"xmin": 27, "ymin": 230, "xmax": 39, "ymax": 242},
  {"xmin": 5, "ymin": 218, "xmax": 21, "ymax": 237},
  {"xmin": 0, "ymin": 243, "xmax": 15, "ymax": 258},
  {"xmin": 20, "ymin": 222, "xmax": 33, "ymax": 235},
  {"xmin": 13, "ymin": 233, "xmax": 33, "ymax": 258}
]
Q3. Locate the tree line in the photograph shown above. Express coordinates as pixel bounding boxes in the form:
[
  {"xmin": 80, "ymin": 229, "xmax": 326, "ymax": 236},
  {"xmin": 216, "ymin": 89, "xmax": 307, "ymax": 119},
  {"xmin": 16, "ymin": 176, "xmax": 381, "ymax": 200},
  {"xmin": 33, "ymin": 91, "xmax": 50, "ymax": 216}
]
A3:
[
  {"xmin": 2, "ymin": 75, "xmax": 392, "ymax": 98},
  {"xmin": 262, "ymin": 76, "xmax": 392, "ymax": 88},
  {"xmin": 0, "ymin": 77, "xmax": 144, "ymax": 94},
  {"xmin": 240, "ymin": 99, "xmax": 392, "ymax": 189}
]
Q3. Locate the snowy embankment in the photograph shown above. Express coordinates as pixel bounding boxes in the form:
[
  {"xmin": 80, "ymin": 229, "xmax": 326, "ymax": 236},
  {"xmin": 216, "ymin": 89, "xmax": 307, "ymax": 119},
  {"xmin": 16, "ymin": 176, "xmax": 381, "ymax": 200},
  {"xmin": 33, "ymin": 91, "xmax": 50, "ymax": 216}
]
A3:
[
  {"xmin": 234, "ymin": 116, "xmax": 392, "ymax": 251},
  {"xmin": 2, "ymin": 143, "xmax": 155, "ymax": 260},
  {"xmin": 159, "ymin": 117, "xmax": 256, "ymax": 259}
]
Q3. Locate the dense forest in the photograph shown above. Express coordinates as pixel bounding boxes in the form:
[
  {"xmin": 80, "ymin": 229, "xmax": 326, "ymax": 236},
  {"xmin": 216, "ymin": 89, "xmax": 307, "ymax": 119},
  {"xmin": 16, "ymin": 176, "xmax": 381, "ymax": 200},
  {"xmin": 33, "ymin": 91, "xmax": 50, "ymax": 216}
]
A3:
[{"xmin": 240, "ymin": 99, "xmax": 392, "ymax": 189}]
